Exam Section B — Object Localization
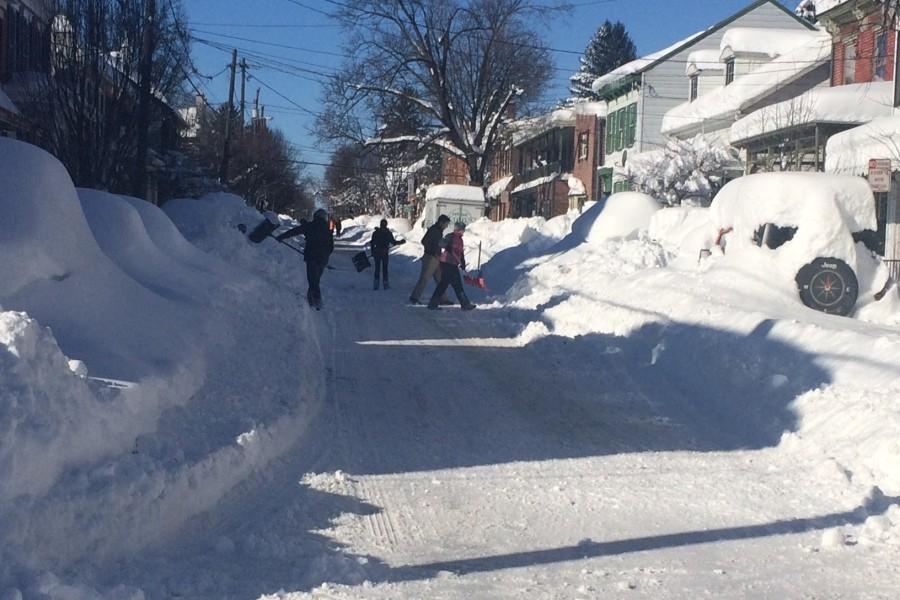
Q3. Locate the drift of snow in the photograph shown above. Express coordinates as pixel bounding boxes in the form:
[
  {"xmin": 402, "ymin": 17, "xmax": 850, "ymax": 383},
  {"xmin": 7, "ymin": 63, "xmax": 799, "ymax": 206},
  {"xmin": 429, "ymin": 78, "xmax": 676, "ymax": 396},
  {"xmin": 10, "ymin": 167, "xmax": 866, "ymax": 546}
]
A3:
[
  {"xmin": 0, "ymin": 139, "xmax": 325, "ymax": 592},
  {"xmin": 424, "ymin": 184, "xmax": 485, "ymax": 203},
  {"xmin": 825, "ymin": 116, "xmax": 900, "ymax": 175}
]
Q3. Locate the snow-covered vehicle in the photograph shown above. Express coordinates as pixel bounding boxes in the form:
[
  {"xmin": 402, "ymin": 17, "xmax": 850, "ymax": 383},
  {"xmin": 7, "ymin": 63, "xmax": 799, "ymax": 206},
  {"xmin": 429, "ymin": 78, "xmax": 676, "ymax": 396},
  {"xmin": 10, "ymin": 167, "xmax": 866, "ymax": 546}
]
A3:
[
  {"xmin": 711, "ymin": 172, "xmax": 879, "ymax": 316},
  {"xmin": 422, "ymin": 184, "xmax": 485, "ymax": 227}
]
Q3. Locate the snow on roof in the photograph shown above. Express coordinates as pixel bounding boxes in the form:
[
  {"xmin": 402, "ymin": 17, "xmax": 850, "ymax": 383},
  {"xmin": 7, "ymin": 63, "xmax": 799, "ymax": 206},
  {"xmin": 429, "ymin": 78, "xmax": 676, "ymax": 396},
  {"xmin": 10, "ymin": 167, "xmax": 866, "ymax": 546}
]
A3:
[
  {"xmin": 425, "ymin": 184, "xmax": 485, "ymax": 203},
  {"xmin": 592, "ymin": 30, "xmax": 705, "ymax": 94},
  {"xmin": 663, "ymin": 31, "xmax": 831, "ymax": 137},
  {"xmin": 730, "ymin": 82, "xmax": 895, "ymax": 144},
  {"xmin": 487, "ymin": 175, "xmax": 513, "ymax": 199},
  {"xmin": 686, "ymin": 49, "xmax": 724, "ymax": 75},
  {"xmin": 512, "ymin": 173, "xmax": 561, "ymax": 195},
  {"xmin": 0, "ymin": 85, "xmax": 19, "ymax": 115},
  {"xmin": 825, "ymin": 117, "xmax": 900, "ymax": 176},
  {"xmin": 511, "ymin": 101, "xmax": 606, "ymax": 146},
  {"xmin": 711, "ymin": 172, "xmax": 875, "ymax": 278},
  {"xmin": 720, "ymin": 28, "xmax": 820, "ymax": 59}
]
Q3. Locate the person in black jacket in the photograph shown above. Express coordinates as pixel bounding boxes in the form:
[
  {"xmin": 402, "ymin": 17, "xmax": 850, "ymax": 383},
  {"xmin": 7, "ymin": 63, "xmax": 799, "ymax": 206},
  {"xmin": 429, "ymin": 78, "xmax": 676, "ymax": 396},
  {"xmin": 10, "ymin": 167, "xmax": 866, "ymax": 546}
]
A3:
[
  {"xmin": 409, "ymin": 214, "xmax": 451, "ymax": 304},
  {"xmin": 277, "ymin": 208, "xmax": 334, "ymax": 309},
  {"xmin": 369, "ymin": 219, "xmax": 406, "ymax": 289}
]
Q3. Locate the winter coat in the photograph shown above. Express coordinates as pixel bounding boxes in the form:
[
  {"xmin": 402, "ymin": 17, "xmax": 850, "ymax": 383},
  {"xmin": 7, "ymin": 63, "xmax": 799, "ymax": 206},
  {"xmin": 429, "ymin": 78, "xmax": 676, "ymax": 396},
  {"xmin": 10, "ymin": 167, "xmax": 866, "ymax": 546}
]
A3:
[
  {"xmin": 421, "ymin": 223, "xmax": 444, "ymax": 257},
  {"xmin": 440, "ymin": 231, "xmax": 466, "ymax": 269},
  {"xmin": 370, "ymin": 227, "xmax": 403, "ymax": 257},
  {"xmin": 277, "ymin": 218, "xmax": 334, "ymax": 263}
]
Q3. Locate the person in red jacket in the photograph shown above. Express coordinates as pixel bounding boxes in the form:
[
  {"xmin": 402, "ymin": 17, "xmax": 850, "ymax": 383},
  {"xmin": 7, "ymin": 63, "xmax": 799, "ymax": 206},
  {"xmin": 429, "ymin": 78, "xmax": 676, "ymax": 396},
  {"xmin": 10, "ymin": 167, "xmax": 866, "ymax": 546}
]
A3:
[{"xmin": 427, "ymin": 222, "xmax": 476, "ymax": 311}]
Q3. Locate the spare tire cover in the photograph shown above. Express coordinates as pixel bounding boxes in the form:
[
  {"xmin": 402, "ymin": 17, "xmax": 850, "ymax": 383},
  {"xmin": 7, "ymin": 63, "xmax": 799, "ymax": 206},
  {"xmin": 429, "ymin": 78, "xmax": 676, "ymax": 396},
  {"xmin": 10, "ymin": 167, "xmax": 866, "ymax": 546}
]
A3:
[{"xmin": 795, "ymin": 257, "xmax": 858, "ymax": 316}]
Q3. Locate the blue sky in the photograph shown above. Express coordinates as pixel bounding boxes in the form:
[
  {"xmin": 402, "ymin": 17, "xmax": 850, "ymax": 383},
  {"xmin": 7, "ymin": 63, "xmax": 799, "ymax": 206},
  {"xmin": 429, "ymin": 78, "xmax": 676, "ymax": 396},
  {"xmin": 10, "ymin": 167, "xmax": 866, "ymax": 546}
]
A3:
[{"xmin": 183, "ymin": 0, "xmax": 792, "ymax": 177}]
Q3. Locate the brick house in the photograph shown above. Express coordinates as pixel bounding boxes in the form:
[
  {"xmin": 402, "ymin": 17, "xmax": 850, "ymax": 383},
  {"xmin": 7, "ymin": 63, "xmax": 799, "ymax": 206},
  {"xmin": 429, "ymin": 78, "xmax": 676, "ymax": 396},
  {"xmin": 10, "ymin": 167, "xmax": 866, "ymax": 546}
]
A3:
[
  {"xmin": 825, "ymin": 0, "xmax": 895, "ymax": 86},
  {"xmin": 484, "ymin": 102, "xmax": 605, "ymax": 221}
]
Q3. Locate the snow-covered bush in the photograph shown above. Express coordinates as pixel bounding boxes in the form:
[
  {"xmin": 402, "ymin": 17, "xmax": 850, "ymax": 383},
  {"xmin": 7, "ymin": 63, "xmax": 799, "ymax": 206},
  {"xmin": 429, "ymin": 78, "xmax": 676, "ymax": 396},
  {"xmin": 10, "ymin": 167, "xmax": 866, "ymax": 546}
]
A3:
[{"xmin": 626, "ymin": 135, "xmax": 738, "ymax": 206}]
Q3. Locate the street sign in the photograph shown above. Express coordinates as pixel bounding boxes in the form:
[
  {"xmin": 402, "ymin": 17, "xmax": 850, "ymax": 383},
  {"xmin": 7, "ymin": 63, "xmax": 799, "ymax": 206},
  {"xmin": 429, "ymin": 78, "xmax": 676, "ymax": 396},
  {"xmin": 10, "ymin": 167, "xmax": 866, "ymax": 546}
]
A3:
[{"xmin": 868, "ymin": 158, "xmax": 892, "ymax": 193}]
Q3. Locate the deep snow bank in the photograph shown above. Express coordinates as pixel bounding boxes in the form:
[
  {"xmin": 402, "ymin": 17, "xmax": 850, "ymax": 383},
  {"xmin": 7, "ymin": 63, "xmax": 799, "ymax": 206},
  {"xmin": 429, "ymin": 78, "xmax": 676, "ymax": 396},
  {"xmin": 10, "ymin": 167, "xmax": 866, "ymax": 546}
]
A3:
[
  {"xmin": 0, "ymin": 140, "xmax": 325, "ymax": 591},
  {"xmin": 498, "ymin": 187, "xmax": 900, "ymax": 504}
]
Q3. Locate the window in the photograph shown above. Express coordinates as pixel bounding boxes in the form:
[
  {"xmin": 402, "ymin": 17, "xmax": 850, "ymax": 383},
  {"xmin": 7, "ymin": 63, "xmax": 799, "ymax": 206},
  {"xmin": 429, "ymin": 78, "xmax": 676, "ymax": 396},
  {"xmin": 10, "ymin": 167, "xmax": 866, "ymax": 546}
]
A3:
[
  {"xmin": 725, "ymin": 59, "xmax": 735, "ymax": 85},
  {"xmin": 875, "ymin": 31, "xmax": 887, "ymax": 81},
  {"xmin": 844, "ymin": 41, "xmax": 856, "ymax": 84},
  {"xmin": 689, "ymin": 75, "xmax": 698, "ymax": 101},
  {"xmin": 578, "ymin": 131, "xmax": 589, "ymax": 160}
]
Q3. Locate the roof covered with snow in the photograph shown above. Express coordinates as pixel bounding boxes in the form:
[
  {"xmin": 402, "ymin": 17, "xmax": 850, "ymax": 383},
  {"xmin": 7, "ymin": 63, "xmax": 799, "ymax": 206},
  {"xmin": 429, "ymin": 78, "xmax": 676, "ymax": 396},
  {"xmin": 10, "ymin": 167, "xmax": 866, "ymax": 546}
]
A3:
[
  {"xmin": 686, "ymin": 49, "xmax": 725, "ymax": 75},
  {"xmin": 487, "ymin": 175, "xmax": 513, "ymax": 199},
  {"xmin": 592, "ymin": 31, "xmax": 705, "ymax": 95},
  {"xmin": 425, "ymin": 184, "xmax": 485, "ymax": 203},
  {"xmin": 511, "ymin": 102, "xmax": 606, "ymax": 146},
  {"xmin": 721, "ymin": 27, "xmax": 824, "ymax": 59},
  {"xmin": 730, "ymin": 81, "xmax": 895, "ymax": 144},
  {"xmin": 663, "ymin": 30, "xmax": 831, "ymax": 137},
  {"xmin": 825, "ymin": 117, "xmax": 900, "ymax": 175}
]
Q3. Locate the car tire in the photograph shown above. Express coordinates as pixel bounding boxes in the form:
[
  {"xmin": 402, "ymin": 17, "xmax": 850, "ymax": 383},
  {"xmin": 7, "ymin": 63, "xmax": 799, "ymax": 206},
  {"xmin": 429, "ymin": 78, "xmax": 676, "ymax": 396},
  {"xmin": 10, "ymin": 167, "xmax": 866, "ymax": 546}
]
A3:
[{"xmin": 795, "ymin": 257, "xmax": 858, "ymax": 316}]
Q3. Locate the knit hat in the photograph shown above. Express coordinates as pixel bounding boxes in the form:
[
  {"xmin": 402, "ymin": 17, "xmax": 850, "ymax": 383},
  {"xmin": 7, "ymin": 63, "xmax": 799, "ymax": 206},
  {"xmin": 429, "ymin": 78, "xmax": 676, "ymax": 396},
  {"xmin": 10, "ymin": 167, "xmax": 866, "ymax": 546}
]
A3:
[{"xmin": 454, "ymin": 221, "xmax": 466, "ymax": 231}]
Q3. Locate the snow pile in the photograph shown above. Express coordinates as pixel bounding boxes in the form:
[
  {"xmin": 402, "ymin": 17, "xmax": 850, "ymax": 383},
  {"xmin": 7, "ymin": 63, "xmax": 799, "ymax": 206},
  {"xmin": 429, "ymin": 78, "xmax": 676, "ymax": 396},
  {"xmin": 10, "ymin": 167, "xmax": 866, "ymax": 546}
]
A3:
[
  {"xmin": 826, "ymin": 117, "xmax": 900, "ymax": 175},
  {"xmin": 685, "ymin": 48, "xmax": 722, "ymax": 74},
  {"xmin": 720, "ymin": 28, "xmax": 821, "ymax": 59},
  {"xmin": 424, "ymin": 184, "xmax": 484, "ymax": 203},
  {"xmin": 730, "ymin": 82, "xmax": 894, "ymax": 144},
  {"xmin": 710, "ymin": 172, "xmax": 876, "ymax": 279},
  {"xmin": 0, "ymin": 139, "xmax": 325, "ymax": 588},
  {"xmin": 572, "ymin": 192, "xmax": 660, "ymax": 243},
  {"xmin": 648, "ymin": 205, "xmax": 716, "ymax": 256}
]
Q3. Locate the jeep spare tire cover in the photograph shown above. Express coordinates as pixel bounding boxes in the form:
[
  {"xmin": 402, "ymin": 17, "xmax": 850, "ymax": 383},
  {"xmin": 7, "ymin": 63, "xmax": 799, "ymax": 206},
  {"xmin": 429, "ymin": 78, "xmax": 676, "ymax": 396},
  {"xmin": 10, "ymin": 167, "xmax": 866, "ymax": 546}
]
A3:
[{"xmin": 795, "ymin": 257, "xmax": 858, "ymax": 316}]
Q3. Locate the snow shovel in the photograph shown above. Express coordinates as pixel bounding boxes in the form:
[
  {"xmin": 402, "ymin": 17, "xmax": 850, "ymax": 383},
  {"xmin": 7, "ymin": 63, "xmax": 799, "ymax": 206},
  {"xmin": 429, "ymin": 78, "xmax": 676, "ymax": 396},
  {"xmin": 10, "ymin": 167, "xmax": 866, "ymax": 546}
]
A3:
[
  {"xmin": 352, "ymin": 251, "xmax": 372, "ymax": 272},
  {"xmin": 463, "ymin": 241, "xmax": 487, "ymax": 290},
  {"xmin": 241, "ymin": 215, "xmax": 335, "ymax": 268}
]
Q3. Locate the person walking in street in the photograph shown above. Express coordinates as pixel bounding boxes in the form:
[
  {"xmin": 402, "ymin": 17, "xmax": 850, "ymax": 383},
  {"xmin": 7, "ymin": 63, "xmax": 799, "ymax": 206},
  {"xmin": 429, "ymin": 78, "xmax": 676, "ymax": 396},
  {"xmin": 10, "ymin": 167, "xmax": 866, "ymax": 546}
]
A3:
[
  {"xmin": 409, "ymin": 214, "xmax": 451, "ymax": 305},
  {"xmin": 428, "ymin": 222, "xmax": 476, "ymax": 311},
  {"xmin": 369, "ymin": 219, "xmax": 406, "ymax": 290},
  {"xmin": 277, "ymin": 208, "xmax": 334, "ymax": 310}
]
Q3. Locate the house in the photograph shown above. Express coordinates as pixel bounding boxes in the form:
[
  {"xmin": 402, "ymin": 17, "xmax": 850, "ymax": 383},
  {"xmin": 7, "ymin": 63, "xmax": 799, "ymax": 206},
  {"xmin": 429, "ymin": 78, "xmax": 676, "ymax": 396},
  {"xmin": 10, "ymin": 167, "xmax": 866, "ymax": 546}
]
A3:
[
  {"xmin": 485, "ymin": 101, "xmax": 605, "ymax": 220},
  {"xmin": 591, "ymin": 0, "xmax": 816, "ymax": 193},
  {"xmin": 0, "ymin": 0, "xmax": 50, "ymax": 139},
  {"xmin": 729, "ymin": 0, "xmax": 896, "ymax": 173},
  {"xmin": 661, "ymin": 27, "xmax": 831, "ymax": 146}
]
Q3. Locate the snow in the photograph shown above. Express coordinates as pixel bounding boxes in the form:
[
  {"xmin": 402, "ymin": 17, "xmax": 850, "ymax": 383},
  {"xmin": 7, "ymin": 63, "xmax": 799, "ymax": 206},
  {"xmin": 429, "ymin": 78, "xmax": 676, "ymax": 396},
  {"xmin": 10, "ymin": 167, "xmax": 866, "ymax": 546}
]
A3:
[
  {"xmin": 720, "ymin": 27, "xmax": 822, "ymax": 59},
  {"xmin": 685, "ymin": 48, "xmax": 723, "ymax": 74},
  {"xmin": 592, "ymin": 30, "xmax": 705, "ymax": 94},
  {"xmin": 730, "ymin": 81, "xmax": 895, "ymax": 144},
  {"xmin": 0, "ymin": 139, "xmax": 324, "ymax": 591},
  {"xmin": 4, "ymin": 138, "xmax": 900, "ymax": 598},
  {"xmin": 663, "ymin": 30, "xmax": 831, "ymax": 136},
  {"xmin": 511, "ymin": 173, "xmax": 559, "ymax": 194},
  {"xmin": 486, "ymin": 175, "xmax": 512, "ymax": 199},
  {"xmin": 826, "ymin": 116, "xmax": 900, "ymax": 175},
  {"xmin": 510, "ymin": 101, "xmax": 606, "ymax": 145},
  {"xmin": 424, "ymin": 184, "xmax": 484, "ymax": 203},
  {"xmin": 710, "ymin": 172, "xmax": 876, "ymax": 280},
  {"xmin": 567, "ymin": 175, "xmax": 586, "ymax": 197},
  {"xmin": 796, "ymin": 0, "xmax": 847, "ymax": 16}
]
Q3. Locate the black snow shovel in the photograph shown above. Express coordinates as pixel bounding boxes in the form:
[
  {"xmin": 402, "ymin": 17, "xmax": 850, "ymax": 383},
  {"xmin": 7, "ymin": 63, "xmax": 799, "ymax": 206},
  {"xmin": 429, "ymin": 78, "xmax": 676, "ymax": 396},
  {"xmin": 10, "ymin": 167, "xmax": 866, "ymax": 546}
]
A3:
[{"xmin": 352, "ymin": 251, "xmax": 372, "ymax": 272}]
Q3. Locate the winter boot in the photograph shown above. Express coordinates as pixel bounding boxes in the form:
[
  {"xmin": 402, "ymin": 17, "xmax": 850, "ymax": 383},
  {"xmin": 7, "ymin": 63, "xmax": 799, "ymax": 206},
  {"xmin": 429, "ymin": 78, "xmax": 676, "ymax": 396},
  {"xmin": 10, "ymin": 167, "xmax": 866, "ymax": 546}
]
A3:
[
  {"xmin": 374, "ymin": 277, "xmax": 380, "ymax": 290},
  {"xmin": 384, "ymin": 278, "xmax": 390, "ymax": 290},
  {"xmin": 408, "ymin": 296, "xmax": 421, "ymax": 305}
]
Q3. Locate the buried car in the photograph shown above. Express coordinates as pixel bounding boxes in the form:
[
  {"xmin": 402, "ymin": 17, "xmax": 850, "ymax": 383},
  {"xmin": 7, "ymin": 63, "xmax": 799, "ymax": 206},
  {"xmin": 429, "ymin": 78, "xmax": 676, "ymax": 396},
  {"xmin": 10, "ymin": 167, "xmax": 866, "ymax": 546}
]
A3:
[{"xmin": 710, "ymin": 172, "xmax": 879, "ymax": 316}]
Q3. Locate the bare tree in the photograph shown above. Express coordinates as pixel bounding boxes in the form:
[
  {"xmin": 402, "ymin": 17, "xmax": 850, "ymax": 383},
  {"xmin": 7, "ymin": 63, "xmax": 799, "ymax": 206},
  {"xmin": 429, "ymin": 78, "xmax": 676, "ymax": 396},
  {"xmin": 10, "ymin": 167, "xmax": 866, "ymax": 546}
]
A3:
[
  {"xmin": 21, "ymin": 0, "xmax": 189, "ymax": 192},
  {"xmin": 317, "ymin": 0, "xmax": 560, "ymax": 188}
]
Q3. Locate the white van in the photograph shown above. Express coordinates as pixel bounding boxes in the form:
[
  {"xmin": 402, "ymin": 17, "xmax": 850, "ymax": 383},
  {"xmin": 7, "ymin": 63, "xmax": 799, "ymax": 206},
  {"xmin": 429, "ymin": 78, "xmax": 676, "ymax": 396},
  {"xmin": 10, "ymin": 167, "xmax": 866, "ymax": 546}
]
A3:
[{"xmin": 422, "ymin": 184, "xmax": 485, "ymax": 227}]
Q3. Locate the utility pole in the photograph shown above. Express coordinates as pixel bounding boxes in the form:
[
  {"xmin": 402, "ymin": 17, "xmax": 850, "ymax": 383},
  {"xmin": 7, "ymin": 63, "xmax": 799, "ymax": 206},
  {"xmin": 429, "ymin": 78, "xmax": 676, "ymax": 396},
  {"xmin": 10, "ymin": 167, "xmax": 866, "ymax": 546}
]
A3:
[
  {"xmin": 133, "ymin": 0, "xmax": 156, "ymax": 201},
  {"xmin": 253, "ymin": 87, "xmax": 260, "ymax": 134},
  {"xmin": 220, "ymin": 49, "xmax": 238, "ymax": 184},
  {"xmin": 239, "ymin": 59, "xmax": 248, "ymax": 134}
]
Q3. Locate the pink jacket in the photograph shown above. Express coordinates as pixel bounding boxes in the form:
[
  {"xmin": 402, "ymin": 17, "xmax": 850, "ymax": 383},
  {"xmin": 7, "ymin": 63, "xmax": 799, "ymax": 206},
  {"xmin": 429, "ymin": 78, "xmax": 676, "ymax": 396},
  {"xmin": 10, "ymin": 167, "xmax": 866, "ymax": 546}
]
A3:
[{"xmin": 440, "ymin": 231, "xmax": 466, "ymax": 268}]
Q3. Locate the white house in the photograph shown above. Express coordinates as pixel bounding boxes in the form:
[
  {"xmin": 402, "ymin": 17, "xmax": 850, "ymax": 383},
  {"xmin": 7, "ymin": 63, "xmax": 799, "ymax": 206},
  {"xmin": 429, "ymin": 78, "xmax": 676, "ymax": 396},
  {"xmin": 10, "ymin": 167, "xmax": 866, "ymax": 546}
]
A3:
[
  {"xmin": 592, "ymin": 0, "xmax": 816, "ymax": 193},
  {"xmin": 662, "ymin": 28, "xmax": 832, "ymax": 144}
]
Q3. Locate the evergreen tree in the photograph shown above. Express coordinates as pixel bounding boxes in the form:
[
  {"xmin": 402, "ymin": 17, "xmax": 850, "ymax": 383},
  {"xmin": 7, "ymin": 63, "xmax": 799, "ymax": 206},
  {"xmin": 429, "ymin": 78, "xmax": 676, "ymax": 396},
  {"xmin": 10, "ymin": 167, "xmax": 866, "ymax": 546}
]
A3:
[{"xmin": 570, "ymin": 20, "xmax": 637, "ymax": 100}]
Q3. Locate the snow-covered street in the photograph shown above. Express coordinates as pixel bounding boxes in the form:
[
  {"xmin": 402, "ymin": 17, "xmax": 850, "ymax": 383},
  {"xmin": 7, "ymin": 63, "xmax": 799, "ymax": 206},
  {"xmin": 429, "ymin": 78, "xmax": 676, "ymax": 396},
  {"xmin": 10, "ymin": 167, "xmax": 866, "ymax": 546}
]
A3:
[{"xmin": 83, "ymin": 239, "xmax": 898, "ymax": 599}]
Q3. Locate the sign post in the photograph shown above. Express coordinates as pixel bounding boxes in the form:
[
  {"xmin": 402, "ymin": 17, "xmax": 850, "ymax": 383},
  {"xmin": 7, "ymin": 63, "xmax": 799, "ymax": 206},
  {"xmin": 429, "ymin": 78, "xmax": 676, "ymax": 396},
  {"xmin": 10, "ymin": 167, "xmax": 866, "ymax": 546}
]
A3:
[{"xmin": 868, "ymin": 158, "xmax": 892, "ymax": 193}]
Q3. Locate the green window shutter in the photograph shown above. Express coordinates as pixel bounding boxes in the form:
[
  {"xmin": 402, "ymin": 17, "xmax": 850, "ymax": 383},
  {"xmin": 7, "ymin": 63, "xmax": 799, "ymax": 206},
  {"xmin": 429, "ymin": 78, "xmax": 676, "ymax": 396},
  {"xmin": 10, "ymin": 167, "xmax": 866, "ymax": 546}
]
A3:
[{"xmin": 626, "ymin": 104, "xmax": 637, "ymax": 147}]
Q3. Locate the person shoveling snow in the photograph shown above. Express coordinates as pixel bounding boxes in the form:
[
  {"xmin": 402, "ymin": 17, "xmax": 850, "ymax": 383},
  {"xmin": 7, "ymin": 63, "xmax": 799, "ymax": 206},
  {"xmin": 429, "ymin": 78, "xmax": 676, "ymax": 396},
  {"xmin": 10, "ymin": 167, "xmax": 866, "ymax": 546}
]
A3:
[
  {"xmin": 275, "ymin": 208, "xmax": 334, "ymax": 310},
  {"xmin": 427, "ymin": 221, "xmax": 477, "ymax": 311},
  {"xmin": 369, "ymin": 219, "xmax": 406, "ymax": 290}
]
